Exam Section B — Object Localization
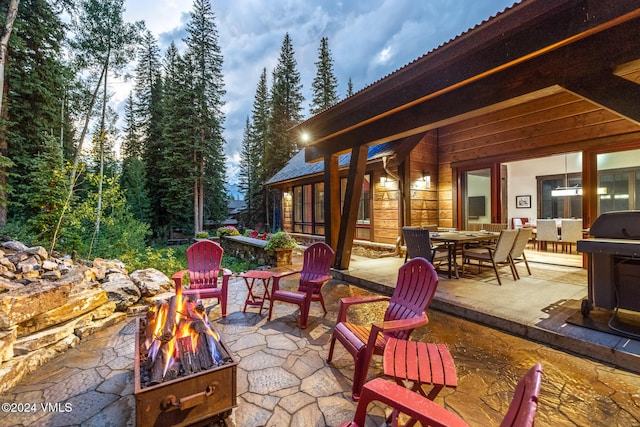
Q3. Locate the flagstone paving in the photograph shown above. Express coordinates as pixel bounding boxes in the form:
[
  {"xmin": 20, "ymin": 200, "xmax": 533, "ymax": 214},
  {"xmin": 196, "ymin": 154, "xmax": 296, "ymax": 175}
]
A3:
[{"xmin": 1, "ymin": 273, "xmax": 640, "ymax": 426}]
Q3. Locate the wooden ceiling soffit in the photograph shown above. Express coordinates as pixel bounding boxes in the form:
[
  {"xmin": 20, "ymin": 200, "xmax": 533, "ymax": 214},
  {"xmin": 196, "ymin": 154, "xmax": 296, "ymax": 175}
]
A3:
[
  {"xmin": 302, "ymin": 1, "xmax": 640, "ymax": 162},
  {"xmin": 562, "ymin": 73, "xmax": 640, "ymax": 126}
]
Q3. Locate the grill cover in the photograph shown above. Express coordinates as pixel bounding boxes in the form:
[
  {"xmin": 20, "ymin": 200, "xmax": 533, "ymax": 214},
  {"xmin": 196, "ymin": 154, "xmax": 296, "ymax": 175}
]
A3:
[{"xmin": 589, "ymin": 210, "xmax": 640, "ymax": 239}]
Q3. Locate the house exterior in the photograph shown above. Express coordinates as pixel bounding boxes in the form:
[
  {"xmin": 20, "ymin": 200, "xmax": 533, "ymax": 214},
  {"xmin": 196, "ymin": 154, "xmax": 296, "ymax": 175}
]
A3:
[{"xmin": 266, "ymin": 0, "xmax": 640, "ymax": 269}]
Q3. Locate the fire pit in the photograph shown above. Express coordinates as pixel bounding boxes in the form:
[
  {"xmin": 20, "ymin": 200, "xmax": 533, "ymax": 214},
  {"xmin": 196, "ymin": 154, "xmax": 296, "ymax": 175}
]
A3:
[{"xmin": 134, "ymin": 281, "xmax": 237, "ymax": 427}]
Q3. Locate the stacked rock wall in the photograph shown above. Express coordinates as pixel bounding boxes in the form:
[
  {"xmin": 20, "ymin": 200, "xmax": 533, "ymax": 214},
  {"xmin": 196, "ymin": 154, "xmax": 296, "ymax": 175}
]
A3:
[{"xmin": 0, "ymin": 241, "xmax": 172, "ymax": 394}]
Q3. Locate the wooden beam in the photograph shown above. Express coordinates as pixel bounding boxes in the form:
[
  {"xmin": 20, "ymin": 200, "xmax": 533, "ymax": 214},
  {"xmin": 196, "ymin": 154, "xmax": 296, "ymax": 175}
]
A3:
[
  {"xmin": 324, "ymin": 154, "xmax": 340, "ymax": 250},
  {"xmin": 334, "ymin": 145, "xmax": 368, "ymax": 270},
  {"xmin": 561, "ymin": 73, "xmax": 640, "ymax": 126}
]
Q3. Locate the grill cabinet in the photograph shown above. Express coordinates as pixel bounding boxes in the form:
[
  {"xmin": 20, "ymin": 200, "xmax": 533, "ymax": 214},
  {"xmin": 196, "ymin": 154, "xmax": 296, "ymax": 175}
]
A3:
[{"xmin": 577, "ymin": 211, "xmax": 640, "ymax": 317}]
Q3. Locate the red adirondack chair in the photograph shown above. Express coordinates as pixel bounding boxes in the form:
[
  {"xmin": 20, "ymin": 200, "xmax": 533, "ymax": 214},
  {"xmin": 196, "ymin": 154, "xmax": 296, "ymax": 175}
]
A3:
[
  {"xmin": 327, "ymin": 257, "xmax": 439, "ymax": 400},
  {"xmin": 172, "ymin": 239, "xmax": 232, "ymax": 318},
  {"xmin": 340, "ymin": 362, "xmax": 543, "ymax": 427},
  {"xmin": 268, "ymin": 242, "xmax": 335, "ymax": 329}
]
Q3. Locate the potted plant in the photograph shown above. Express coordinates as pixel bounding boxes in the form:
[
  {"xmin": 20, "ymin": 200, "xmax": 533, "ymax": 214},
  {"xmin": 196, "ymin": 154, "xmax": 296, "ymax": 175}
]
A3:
[
  {"xmin": 264, "ymin": 231, "xmax": 298, "ymax": 266},
  {"xmin": 195, "ymin": 231, "xmax": 209, "ymax": 240}
]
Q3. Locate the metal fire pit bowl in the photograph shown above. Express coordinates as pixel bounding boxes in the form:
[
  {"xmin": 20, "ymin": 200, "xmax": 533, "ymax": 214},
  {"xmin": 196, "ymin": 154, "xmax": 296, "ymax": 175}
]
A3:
[{"xmin": 134, "ymin": 318, "xmax": 237, "ymax": 427}]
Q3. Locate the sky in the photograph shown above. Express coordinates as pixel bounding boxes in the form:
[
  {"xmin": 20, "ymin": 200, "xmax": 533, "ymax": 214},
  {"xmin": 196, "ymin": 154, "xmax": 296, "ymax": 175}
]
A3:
[{"xmin": 118, "ymin": 0, "xmax": 518, "ymax": 198}]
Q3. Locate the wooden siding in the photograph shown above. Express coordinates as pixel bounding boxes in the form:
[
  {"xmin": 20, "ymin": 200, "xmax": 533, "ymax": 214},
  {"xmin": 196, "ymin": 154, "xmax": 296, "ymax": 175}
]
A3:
[
  {"xmin": 407, "ymin": 133, "xmax": 440, "ymax": 227},
  {"xmin": 372, "ymin": 176, "xmax": 399, "ymax": 244}
]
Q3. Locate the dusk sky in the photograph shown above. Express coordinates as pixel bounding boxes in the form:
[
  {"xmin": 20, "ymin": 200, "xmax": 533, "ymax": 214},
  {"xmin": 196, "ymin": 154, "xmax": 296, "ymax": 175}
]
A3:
[{"xmin": 119, "ymin": 0, "xmax": 518, "ymax": 195}]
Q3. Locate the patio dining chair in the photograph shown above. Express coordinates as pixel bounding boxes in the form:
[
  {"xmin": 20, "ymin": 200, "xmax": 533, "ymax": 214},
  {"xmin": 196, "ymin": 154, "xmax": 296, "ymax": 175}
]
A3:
[
  {"xmin": 510, "ymin": 228, "xmax": 533, "ymax": 279},
  {"xmin": 172, "ymin": 239, "xmax": 232, "ymax": 317},
  {"xmin": 327, "ymin": 257, "xmax": 439, "ymax": 400},
  {"xmin": 401, "ymin": 226, "xmax": 449, "ymax": 267},
  {"xmin": 339, "ymin": 363, "xmax": 543, "ymax": 427},
  {"xmin": 461, "ymin": 229, "xmax": 518, "ymax": 285}
]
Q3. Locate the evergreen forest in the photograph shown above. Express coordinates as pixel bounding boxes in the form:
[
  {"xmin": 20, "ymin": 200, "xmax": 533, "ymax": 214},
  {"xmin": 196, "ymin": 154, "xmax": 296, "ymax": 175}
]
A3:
[{"xmin": 0, "ymin": 0, "xmax": 343, "ymax": 272}]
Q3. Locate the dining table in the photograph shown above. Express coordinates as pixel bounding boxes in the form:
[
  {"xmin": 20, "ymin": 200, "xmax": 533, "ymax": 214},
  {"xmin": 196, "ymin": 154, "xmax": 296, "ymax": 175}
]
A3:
[{"xmin": 430, "ymin": 230, "xmax": 501, "ymax": 279}]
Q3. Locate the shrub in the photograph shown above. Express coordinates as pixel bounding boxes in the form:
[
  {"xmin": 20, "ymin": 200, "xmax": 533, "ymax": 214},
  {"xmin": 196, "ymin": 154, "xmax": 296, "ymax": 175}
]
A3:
[
  {"xmin": 195, "ymin": 231, "xmax": 209, "ymax": 238},
  {"xmin": 216, "ymin": 225, "xmax": 240, "ymax": 238},
  {"xmin": 264, "ymin": 231, "xmax": 298, "ymax": 251}
]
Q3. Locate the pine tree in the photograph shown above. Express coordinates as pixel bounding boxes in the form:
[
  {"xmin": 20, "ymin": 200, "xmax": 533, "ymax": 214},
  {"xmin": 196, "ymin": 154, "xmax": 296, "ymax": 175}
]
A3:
[
  {"xmin": 25, "ymin": 135, "xmax": 71, "ymax": 248},
  {"xmin": 134, "ymin": 29, "xmax": 161, "ymax": 158},
  {"xmin": 158, "ymin": 44, "xmax": 197, "ymax": 231},
  {"xmin": 310, "ymin": 37, "xmax": 339, "ymax": 115},
  {"xmin": 265, "ymin": 33, "xmax": 304, "ymax": 230},
  {"xmin": 346, "ymin": 77, "xmax": 354, "ymax": 97},
  {"xmin": 238, "ymin": 114, "xmax": 263, "ymax": 229},
  {"xmin": 248, "ymin": 68, "xmax": 269, "ymax": 228},
  {"xmin": 184, "ymin": 0, "xmax": 227, "ymax": 233},
  {"xmin": 125, "ymin": 28, "xmax": 159, "ymax": 230},
  {"xmin": 4, "ymin": 0, "xmax": 70, "ymax": 224},
  {"xmin": 265, "ymin": 33, "xmax": 304, "ymax": 181},
  {"xmin": 120, "ymin": 93, "xmax": 150, "ymax": 223},
  {"xmin": 0, "ymin": 0, "xmax": 19, "ymax": 227}
]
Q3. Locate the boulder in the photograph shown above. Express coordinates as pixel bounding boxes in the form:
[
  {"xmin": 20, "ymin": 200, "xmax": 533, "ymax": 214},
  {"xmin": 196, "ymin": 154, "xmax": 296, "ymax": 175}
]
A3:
[
  {"xmin": 101, "ymin": 279, "xmax": 141, "ymax": 311},
  {"xmin": 129, "ymin": 268, "xmax": 172, "ymax": 297},
  {"xmin": 16, "ymin": 289, "xmax": 109, "ymax": 337},
  {"xmin": 2, "ymin": 241, "xmax": 28, "ymax": 252},
  {"xmin": 0, "ymin": 281, "xmax": 73, "ymax": 329}
]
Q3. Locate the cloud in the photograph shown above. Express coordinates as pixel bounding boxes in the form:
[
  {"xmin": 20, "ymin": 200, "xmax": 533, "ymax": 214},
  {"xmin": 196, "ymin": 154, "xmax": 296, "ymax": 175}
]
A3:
[{"xmin": 119, "ymin": 0, "xmax": 516, "ymax": 195}]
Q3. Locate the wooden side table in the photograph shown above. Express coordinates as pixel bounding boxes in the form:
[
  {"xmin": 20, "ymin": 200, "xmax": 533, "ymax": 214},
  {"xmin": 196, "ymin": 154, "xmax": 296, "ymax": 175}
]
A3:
[
  {"xmin": 383, "ymin": 337, "xmax": 457, "ymax": 426},
  {"xmin": 240, "ymin": 270, "xmax": 276, "ymax": 314}
]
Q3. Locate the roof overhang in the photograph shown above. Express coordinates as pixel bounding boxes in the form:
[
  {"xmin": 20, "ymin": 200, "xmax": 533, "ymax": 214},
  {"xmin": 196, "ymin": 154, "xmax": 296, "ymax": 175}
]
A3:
[{"xmin": 296, "ymin": 0, "xmax": 640, "ymax": 163}]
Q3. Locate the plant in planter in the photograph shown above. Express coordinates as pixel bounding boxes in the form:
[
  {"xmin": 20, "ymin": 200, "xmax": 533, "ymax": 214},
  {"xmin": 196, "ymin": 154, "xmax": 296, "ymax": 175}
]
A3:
[
  {"xmin": 216, "ymin": 225, "xmax": 240, "ymax": 238},
  {"xmin": 264, "ymin": 231, "xmax": 298, "ymax": 266},
  {"xmin": 264, "ymin": 231, "xmax": 298, "ymax": 251},
  {"xmin": 195, "ymin": 231, "xmax": 209, "ymax": 239}
]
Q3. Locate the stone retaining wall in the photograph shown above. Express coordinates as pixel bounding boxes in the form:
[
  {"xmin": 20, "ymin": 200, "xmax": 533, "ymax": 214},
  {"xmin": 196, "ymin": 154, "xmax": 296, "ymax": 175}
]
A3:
[
  {"xmin": 0, "ymin": 241, "xmax": 173, "ymax": 394},
  {"xmin": 220, "ymin": 236, "xmax": 292, "ymax": 267}
]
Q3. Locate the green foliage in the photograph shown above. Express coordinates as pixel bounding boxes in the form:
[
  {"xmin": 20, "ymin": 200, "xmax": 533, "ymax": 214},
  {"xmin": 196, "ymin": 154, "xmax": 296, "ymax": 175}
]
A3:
[
  {"xmin": 25, "ymin": 136, "xmax": 72, "ymax": 247},
  {"xmin": 216, "ymin": 225, "xmax": 240, "ymax": 237},
  {"xmin": 120, "ymin": 245, "xmax": 184, "ymax": 278},
  {"xmin": 195, "ymin": 231, "xmax": 209, "ymax": 238},
  {"xmin": 62, "ymin": 173, "xmax": 150, "ymax": 259},
  {"xmin": 120, "ymin": 244, "xmax": 258, "ymax": 277},
  {"xmin": 264, "ymin": 231, "xmax": 298, "ymax": 251}
]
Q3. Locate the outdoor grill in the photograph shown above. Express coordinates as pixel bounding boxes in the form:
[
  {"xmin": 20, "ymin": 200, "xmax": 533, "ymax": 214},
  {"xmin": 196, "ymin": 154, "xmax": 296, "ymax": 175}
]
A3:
[
  {"xmin": 134, "ymin": 285, "xmax": 237, "ymax": 427},
  {"xmin": 577, "ymin": 211, "xmax": 640, "ymax": 318}
]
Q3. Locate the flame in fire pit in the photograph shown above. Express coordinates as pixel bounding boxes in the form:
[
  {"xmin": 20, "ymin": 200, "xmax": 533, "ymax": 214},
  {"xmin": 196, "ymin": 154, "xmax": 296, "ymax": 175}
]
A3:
[{"xmin": 142, "ymin": 277, "xmax": 230, "ymax": 385}]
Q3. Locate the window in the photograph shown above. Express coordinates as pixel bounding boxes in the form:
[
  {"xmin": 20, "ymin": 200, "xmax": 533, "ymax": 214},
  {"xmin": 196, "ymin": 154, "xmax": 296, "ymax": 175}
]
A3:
[
  {"xmin": 596, "ymin": 149, "xmax": 640, "ymax": 214},
  {"xmin": 293, "ymin": 183, "xmax": 325, "ymax": 235},
  {"xmin": 598, "ymin": 169, "xmax": 638, "ymax": 213},
  {"xmin": 538, "ymin": 174, "xmax": 581, "ymax": 218}
]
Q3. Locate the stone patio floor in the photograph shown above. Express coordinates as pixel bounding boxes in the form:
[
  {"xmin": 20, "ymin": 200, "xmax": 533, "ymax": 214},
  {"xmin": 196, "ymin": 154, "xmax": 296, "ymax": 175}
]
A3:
[{"xmin": 2, "ymin": 262, "xmax": 640, "ymax": 426}]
